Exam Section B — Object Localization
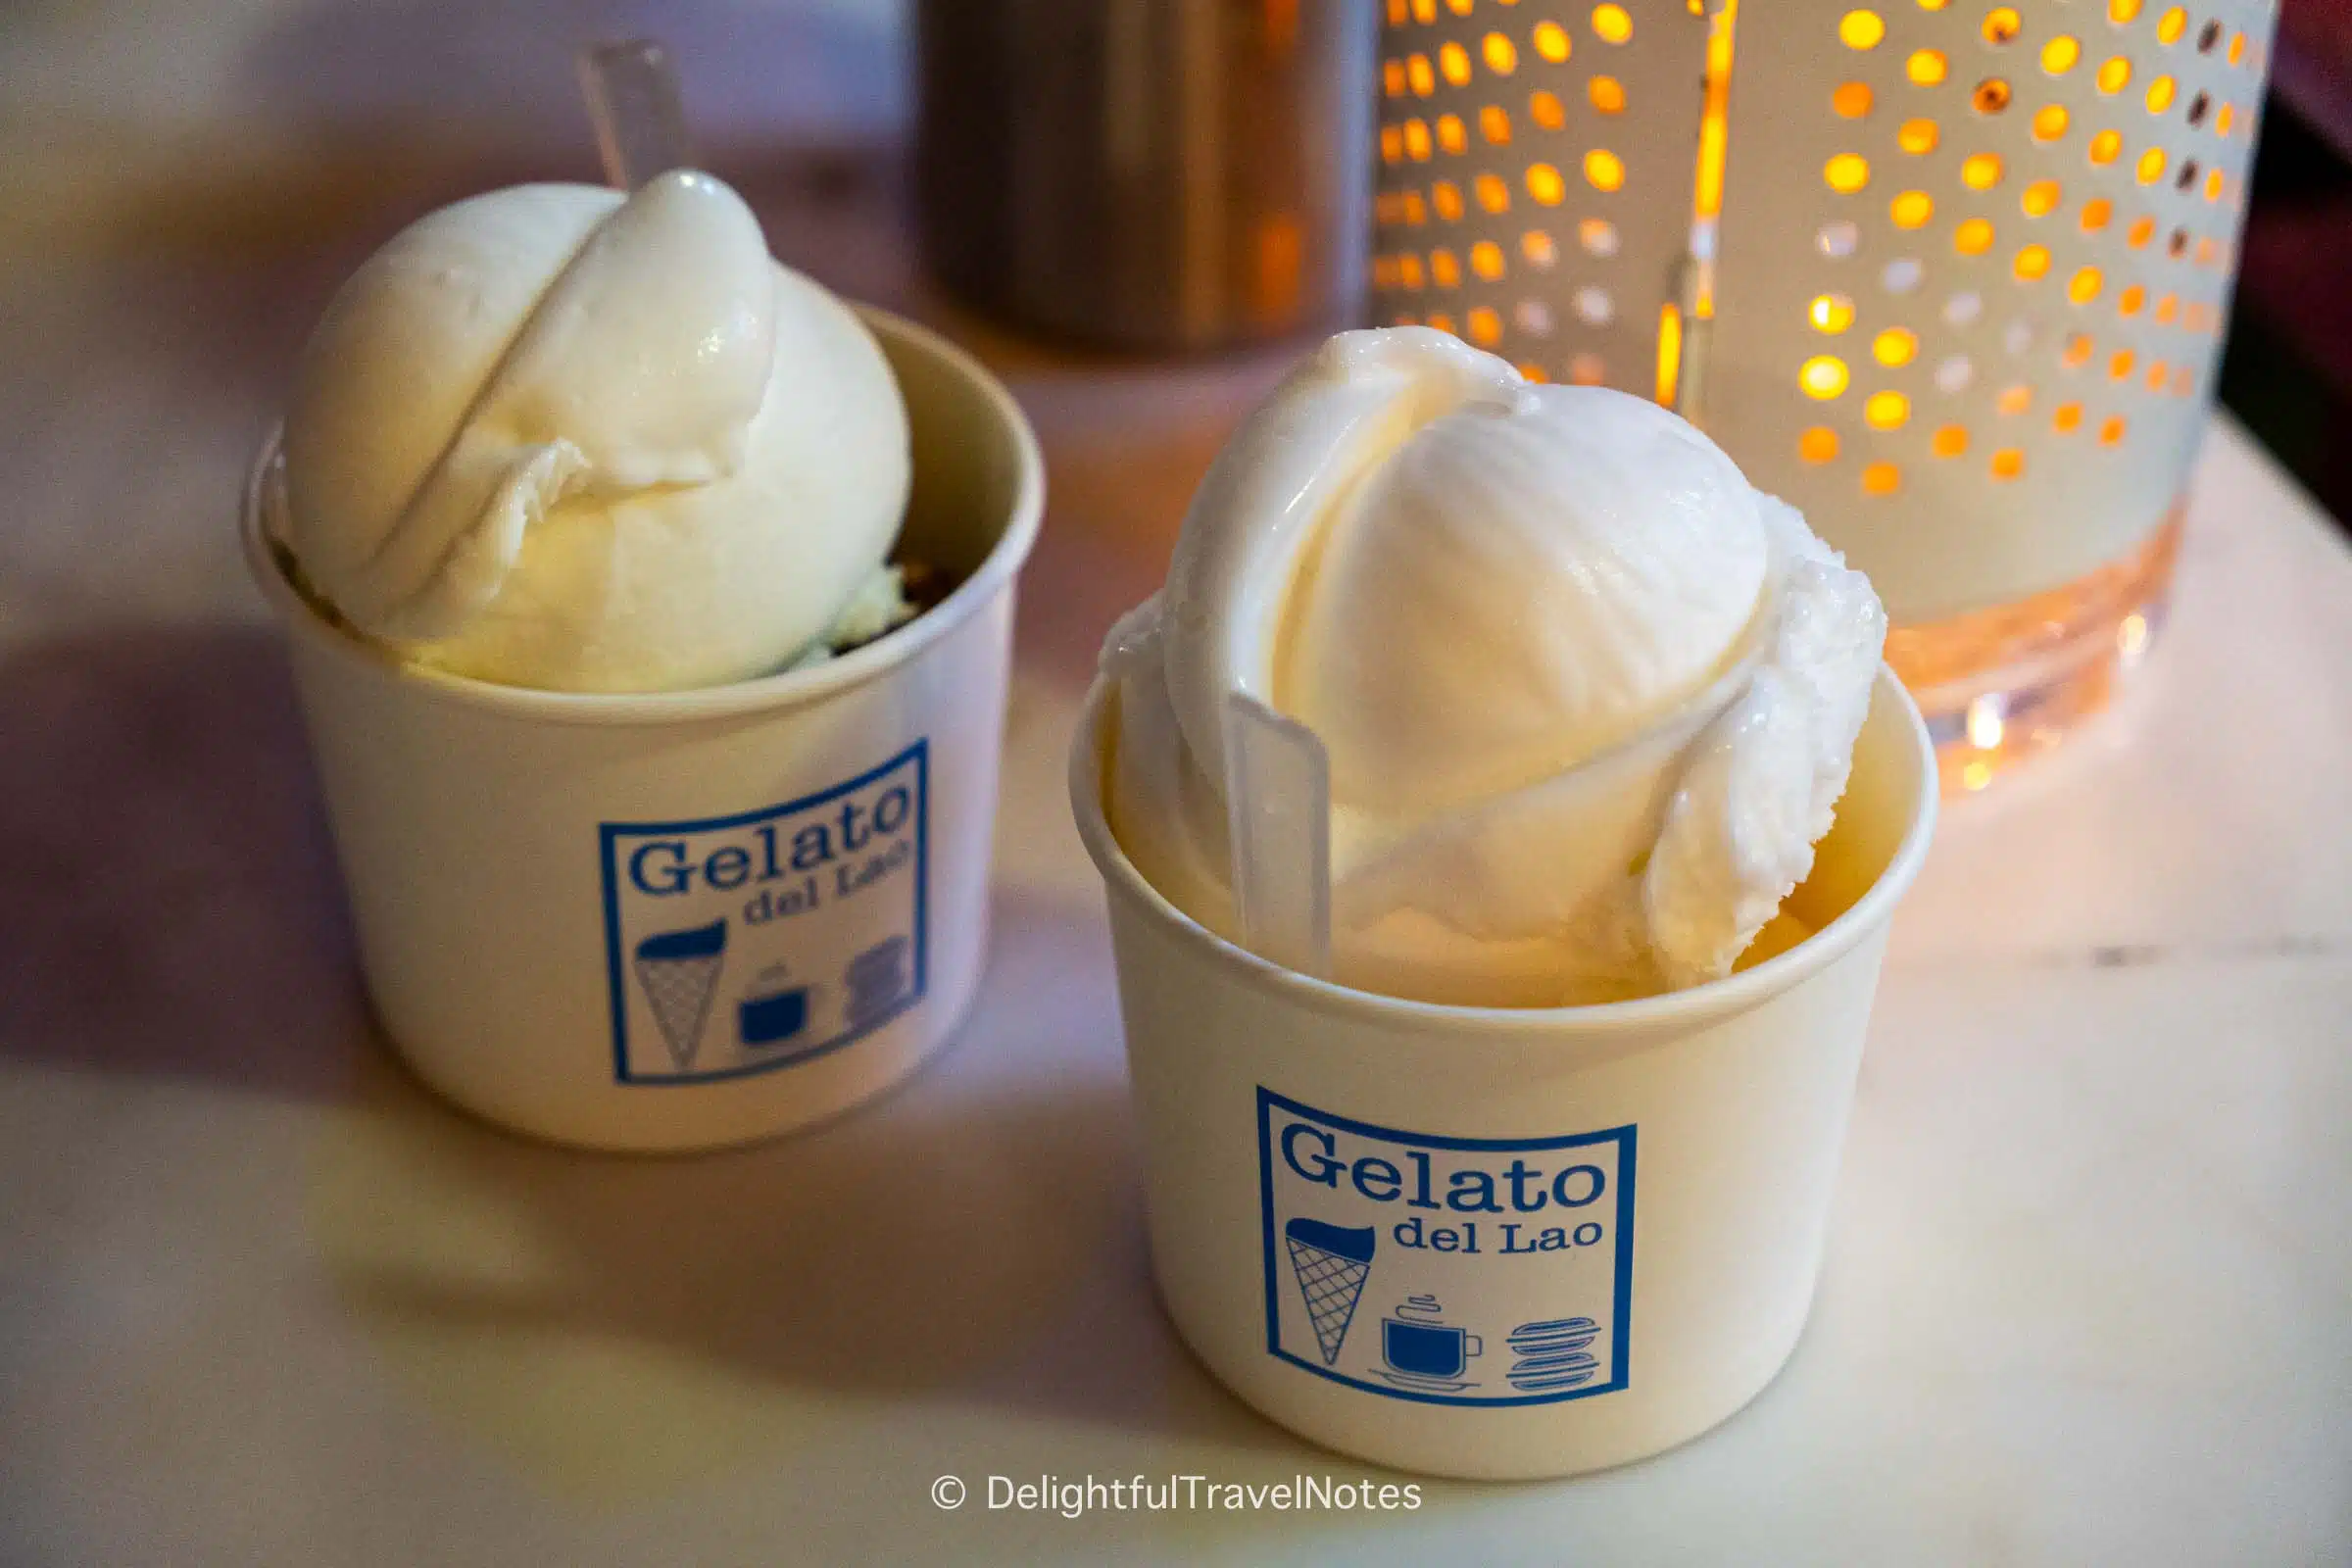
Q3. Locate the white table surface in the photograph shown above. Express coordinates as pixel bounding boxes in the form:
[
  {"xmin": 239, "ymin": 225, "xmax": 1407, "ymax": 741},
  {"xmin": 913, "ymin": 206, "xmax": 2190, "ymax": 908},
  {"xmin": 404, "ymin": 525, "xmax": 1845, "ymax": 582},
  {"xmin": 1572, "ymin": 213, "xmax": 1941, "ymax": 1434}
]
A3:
[{"xmin": 4, "ymin": 8, "xmax": 2351, "ymax": 1563}]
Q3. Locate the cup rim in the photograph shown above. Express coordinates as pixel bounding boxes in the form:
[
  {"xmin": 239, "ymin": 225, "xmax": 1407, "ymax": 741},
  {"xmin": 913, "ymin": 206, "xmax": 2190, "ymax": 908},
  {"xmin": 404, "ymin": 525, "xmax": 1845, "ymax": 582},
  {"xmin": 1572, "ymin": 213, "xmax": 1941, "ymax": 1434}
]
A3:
[
  {"xmin": 1067, "ymin": 666, "xmax": 1938, "ymax": 1037},
  {"xmin": 240, "ymin": 307, "xmax": 1046, "ymax": 728}
]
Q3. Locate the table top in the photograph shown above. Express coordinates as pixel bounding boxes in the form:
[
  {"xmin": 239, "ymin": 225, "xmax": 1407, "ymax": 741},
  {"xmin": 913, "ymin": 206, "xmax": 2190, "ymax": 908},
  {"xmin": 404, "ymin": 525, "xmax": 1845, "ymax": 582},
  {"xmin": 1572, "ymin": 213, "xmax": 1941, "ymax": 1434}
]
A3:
[{"xmin": 5, "ymin": 12, "xmax": 2351, "ymax": 1565}]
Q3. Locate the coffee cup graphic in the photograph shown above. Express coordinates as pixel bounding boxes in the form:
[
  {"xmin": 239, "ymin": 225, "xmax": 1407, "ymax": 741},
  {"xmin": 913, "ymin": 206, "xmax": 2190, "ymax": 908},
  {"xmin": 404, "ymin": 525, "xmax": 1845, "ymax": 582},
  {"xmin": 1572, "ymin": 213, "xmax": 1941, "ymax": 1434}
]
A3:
[
  {"xmin": 1379, "ymin": 1295, "xmax": 1482, "ymax": 1389},
  {"xmin": 739, "ymin": 984, "xmax": 810, "ymax": 1050}
]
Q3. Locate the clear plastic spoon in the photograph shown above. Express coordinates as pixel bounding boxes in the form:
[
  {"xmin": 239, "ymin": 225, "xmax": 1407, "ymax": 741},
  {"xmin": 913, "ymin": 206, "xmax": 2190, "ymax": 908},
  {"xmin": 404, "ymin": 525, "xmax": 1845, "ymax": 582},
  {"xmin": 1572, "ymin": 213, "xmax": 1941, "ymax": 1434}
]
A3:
[
  {"xmin": 1223, "ymin": 693, "xmax": 1334, "ymax": 979},
  {"xmin": 577, "ymin": 38, "xmax": 694, "ymax": 189}
]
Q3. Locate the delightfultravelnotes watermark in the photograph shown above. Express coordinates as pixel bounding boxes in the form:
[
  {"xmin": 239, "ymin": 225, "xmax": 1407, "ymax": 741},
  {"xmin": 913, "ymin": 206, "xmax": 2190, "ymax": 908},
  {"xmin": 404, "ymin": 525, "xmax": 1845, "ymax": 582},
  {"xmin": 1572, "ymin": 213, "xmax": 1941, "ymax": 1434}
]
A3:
[{"xmin": 930, "ymin": 1473, "xmax": 1422, "ymax": 1518}]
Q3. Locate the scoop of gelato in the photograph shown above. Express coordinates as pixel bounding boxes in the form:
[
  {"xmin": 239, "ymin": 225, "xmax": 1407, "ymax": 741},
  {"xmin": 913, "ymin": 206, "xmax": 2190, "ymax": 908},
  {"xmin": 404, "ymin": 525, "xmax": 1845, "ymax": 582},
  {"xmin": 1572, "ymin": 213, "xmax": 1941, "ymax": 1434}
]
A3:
[
  {"xmin": 1103, "ymin": 328, "xmax": 1886, "ymax": 1005},
  {"xmin": 277, "ymin": 170, "xmax": 910, "ymax": 692}
]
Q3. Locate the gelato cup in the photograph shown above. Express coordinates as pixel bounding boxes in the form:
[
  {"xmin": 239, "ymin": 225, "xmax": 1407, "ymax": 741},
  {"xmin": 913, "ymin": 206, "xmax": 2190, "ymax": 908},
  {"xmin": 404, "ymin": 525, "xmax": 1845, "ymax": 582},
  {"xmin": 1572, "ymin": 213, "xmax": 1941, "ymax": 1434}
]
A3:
[
  {"xmin": 245, "ymin": 310, "xmax": 1043, "ymax": 1152},
  {"xmin": 1070, "ymin": 666, "xmax": 1936, "ymax": 1479}
]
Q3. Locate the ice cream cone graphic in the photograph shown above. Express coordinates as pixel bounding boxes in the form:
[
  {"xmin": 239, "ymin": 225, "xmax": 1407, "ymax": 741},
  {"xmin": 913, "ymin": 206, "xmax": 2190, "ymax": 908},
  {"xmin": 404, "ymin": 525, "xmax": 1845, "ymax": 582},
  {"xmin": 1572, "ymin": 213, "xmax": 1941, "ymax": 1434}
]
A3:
[
  {"xmin": 1285, "ymin": 1218, "xmax": 1376, "ymax": 1366},
  {"xmin": 633, "ymin": 918, "xmax": 727, "ymax": 1070}
]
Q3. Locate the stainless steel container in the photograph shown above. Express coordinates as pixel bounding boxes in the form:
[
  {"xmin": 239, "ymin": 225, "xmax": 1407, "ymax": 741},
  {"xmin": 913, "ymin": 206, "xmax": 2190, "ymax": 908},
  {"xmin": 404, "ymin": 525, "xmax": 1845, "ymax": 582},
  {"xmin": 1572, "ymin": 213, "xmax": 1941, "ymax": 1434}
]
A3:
[{"xmin": 915, "ymin": 0, "xmax": 1379, "ymax": 352}]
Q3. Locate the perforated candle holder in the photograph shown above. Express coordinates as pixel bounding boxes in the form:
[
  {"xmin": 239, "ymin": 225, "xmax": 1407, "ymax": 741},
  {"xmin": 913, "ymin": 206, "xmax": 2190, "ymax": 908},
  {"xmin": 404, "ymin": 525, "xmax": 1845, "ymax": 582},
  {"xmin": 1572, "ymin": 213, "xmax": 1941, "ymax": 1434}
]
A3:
[{"xmin": 1373, "ymin": 0, "xmax": 2275, "ymax": 791}]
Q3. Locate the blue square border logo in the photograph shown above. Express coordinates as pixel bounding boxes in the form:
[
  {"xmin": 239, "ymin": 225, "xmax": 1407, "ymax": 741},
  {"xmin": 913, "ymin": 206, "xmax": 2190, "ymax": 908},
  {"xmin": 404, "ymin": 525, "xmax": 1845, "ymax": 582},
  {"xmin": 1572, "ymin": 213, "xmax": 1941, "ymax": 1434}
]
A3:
[
  {"xmin": 598, "ymin": 741, "xmax": 930, "ymax": 1087},
  {"xmin": 1256, "ymin": 1086, "xmax": 1637, "ymax": 1407}
]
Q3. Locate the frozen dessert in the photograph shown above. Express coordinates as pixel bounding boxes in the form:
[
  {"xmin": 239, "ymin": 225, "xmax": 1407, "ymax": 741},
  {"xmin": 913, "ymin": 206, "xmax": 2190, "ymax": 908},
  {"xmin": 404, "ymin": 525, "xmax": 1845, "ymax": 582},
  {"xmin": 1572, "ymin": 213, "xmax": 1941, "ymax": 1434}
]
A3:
[
  {"xmin": 1102, "ymin": 328, "xmax": 1886, "ymax": 1007},
  {"xmin": 274, "ymin": 169, "xmax": 911, "ymax": 692}
]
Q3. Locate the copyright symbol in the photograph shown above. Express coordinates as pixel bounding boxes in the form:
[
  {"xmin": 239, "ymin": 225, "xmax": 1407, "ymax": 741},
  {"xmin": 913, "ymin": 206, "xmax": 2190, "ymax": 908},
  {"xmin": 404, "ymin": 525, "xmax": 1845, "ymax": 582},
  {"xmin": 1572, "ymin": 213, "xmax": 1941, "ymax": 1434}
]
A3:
[{"xmin": 931, "ymin": 1475, "xmax": 966, "ymax": 1510}]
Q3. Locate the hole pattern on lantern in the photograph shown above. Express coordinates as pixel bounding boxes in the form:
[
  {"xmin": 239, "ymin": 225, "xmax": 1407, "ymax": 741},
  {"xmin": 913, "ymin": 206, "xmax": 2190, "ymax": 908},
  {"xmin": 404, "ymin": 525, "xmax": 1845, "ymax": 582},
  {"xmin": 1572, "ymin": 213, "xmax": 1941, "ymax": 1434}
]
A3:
[
  {"xmin": 1712, "ymin": 0, "xmax": 2267, "ymax": 511},
  {"xmin": 1375, "ymin": 0, "xmax": 2261, "ymax": 459},
  {"xmin": 1802, "ymin": 355, "xmax": 1852, "ymax": 398},
  {"xmin": 1373, "ymin": 0, "xmax": 1716, "ymax": 389}
]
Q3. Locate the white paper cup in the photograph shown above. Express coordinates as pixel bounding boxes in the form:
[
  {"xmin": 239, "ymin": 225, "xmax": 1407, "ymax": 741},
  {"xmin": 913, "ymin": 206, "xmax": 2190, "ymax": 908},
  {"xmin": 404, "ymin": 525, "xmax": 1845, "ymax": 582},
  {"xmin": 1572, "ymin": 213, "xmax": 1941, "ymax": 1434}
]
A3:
[
  {"xmin": 1070, "ymin": 669, "xmax": 1936, "ymax": 1479},
  {"xmin": 244, "ymin": 310, "xmax": 1043, "ymax": 1152}
]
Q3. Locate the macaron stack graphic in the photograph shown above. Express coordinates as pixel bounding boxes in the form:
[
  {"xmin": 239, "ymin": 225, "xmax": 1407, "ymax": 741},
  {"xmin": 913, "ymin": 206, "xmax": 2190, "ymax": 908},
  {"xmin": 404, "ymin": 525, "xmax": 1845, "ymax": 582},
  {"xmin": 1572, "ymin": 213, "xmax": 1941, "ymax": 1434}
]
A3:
[
  {"xmin": 845, "ymin": 935, "xmax": 910, "ymax": 1029},
  {"xmin": 1505, "ymin": 1317, "xmax": 1602, "ymax": 1394}
]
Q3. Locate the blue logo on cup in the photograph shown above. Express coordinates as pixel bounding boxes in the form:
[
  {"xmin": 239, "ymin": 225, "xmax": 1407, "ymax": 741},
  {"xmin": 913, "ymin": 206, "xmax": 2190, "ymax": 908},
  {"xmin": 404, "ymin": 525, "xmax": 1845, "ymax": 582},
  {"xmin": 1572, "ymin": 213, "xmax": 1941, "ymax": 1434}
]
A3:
[
  {"xmin": 1257, "ymin": 1088, "xmax": 1635, "ymax": 1406},
  {"xmin": 599, "ymin": 743, "xmax": 929, "ymax": 1085}
]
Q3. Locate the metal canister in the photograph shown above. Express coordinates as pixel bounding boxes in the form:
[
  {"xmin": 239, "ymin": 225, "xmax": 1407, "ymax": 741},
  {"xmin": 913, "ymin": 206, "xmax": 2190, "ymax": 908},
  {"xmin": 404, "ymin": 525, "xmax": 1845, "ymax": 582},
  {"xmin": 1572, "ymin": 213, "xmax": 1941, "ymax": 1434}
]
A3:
[{"xmin": 915, "ymin": 0, "xmax": 1379, "ymax": 352}]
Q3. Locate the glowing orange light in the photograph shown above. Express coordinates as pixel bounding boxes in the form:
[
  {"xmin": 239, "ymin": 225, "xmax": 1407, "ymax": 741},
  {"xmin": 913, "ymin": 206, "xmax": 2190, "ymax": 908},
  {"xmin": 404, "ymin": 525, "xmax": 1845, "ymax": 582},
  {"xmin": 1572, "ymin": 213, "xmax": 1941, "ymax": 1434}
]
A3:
[{"xmin": 1801, "ymin": 355, "xmax": 1851, "ymax": 398}]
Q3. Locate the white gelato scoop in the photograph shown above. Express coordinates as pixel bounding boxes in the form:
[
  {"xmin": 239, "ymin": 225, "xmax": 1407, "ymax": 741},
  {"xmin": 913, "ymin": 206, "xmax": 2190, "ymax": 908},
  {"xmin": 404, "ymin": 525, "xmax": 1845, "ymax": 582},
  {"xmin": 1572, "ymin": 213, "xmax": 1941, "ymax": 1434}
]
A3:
[
  {"xmin": 1103, "ymin": 328, "xmax": 1886, "ymax": 1006},
  {"xmin": 277, "ymin": 170, "xmax": 910, "ymax": 692}
]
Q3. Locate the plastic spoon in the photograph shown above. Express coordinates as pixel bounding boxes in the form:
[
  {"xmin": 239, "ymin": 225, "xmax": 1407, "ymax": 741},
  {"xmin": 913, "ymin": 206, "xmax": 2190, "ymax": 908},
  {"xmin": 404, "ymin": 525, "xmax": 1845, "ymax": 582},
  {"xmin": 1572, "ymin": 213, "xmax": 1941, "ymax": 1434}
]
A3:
[
  {"xmin": 1223, "ymin": 692, "xmax": 1334, "ymax": 979},
  {"xmin": 577, "ymin": 38, "xmax": 695, "ymax": 189}
]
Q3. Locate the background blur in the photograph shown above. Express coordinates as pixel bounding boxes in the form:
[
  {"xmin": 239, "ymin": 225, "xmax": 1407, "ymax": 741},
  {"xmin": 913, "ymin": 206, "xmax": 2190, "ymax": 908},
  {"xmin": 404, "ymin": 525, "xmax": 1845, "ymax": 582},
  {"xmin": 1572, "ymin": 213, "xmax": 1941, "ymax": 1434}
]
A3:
[
  {"xmin": 5, "ymin": 0, "xmax": 2348, "ymax": 552},
  {"xmin": 0, "ymin": 0, "xmax": 912, "ymax": 646},
  {"xmin": 3, "ymin": 10, "xmax": 2347, "ymax": 1561}
]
